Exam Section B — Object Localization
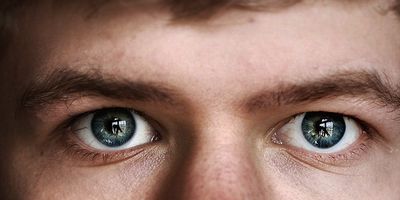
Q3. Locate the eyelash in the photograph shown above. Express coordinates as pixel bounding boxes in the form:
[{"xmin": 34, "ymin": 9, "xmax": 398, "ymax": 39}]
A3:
[
  {"xmin": 285, "ymin": 135, "xmax": 371, "ymax": 168},
  {"xmin": 56, "ymin": 107, "xmax": 380, "ymax": 168},
  {"xmin": 58, "ymin": 108, "xmax": 162, "ymax": 165},
  {"xmin": 62, "ymin": 140, "xmax": 148, "ymax": 165},
  {"xmin": 269, "ymin": 112, "xmax": 377, "ymax": 171}
]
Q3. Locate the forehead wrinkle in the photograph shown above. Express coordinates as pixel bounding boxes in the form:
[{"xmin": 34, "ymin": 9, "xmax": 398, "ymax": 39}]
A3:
[{"xmin": 242, "ymin": 69, "xmax": 400, "ymax": 112}]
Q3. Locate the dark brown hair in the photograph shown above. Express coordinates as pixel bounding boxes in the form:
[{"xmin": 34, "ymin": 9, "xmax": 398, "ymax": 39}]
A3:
[
  {"xmin": 166, "ymin": 0, "xmax": 303, "ymax": 19},
  {"xmin": 167, "ymin": 0, "xmax": 400, "ymax": 20}
]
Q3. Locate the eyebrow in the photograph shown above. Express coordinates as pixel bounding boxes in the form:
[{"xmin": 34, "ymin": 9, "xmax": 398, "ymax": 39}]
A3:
[
  {"xmin": 244, "ymin": 70, "xmax": 400, "ymax": 112},
  {"xmin": 19, "ymin": 68, "xmax": 184, "ymax": 111},
  {"xmin": 20, "ymin": 68, "xmax": 400, "ymax": 115}
]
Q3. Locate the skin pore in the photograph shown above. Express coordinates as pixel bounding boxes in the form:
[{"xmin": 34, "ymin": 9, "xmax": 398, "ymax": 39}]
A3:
[{"xmin": 1, "ymin": 0, "xmax": 400, "ymax": 199}]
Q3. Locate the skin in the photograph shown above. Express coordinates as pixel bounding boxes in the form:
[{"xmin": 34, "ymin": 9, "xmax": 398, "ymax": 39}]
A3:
[{"xmin": 1, "ymin": 0, "xmax": 400, "ymax": 199}]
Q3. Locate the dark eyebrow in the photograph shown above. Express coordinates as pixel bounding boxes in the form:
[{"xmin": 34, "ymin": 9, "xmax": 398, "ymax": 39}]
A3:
[
  {"xmin": 244, "ymin": 70, "xmax": 400, "ymax": 112},
  {"xmin": 19, "ymin": 68, "xmax": 184, "ymax": 111}
]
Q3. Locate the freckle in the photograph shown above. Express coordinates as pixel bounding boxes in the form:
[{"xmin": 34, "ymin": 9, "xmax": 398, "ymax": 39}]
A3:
[{"xmin": 247, "ymin": 18, "xmax": 255, "ymax": 23}]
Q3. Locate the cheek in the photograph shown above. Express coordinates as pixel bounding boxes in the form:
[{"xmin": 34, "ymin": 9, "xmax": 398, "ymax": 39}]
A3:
[
  {"xmin": 367, "ymin": 149, "xmax": 400, "ymax": 194},
  {"xmin": 11, "ymin": 148, "xmax": 169, "ymax": 199},
  {"xmin": 261, "ymin": 146, "xmax": 400, "ymax": 199}
]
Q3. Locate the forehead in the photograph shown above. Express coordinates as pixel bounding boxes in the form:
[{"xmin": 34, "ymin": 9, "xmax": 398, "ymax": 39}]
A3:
[{"xmin": 7, "ymin": 1, "xmax": 400, "ymax": 98}]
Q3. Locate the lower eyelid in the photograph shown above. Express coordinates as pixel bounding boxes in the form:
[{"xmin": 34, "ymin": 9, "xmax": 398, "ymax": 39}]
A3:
[
  {"xmin": 268, "ymin": 112, "xmax": 375, "ymax": 169},
  {"xmin": 56, "ymin": 121, "xmax": 162, "ymax": 166},
  {"xmin": 279, "ymin": 133, "xmax": 372, "ymax": 171},
  {"xmin": 62, "ymin": 134, "xmax": 158, "ymax": 166},
  {"xmin": 45, "ymin": 106, "xmax": 170, "ymax": 166},
  {"xmin": 272, "ymin": 112, "xmax": 371, "ymax": 149}
]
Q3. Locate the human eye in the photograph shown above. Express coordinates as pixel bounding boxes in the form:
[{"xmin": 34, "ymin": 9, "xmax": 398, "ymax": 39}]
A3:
[
  {"xmin": 63, "ymin": 107, "xmax": 161, "ymax": 164},
  {"xmin": 271, "ymin": 111, "xmax": 371, "ymax": 168}
]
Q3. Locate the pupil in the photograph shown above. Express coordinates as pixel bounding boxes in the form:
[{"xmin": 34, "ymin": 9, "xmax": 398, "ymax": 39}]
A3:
[
  {"xmin": 301, "ymin": 112, "xmax": 346, "ymax": 149},
  {"xmin": 315, "ymin": 118, "xmax": 333, "ymax": 137},
  {"xmin": 91, "ymin": 108, "xmax": 136, "ymax": 147},
  {"xmin": 105, "ymin": 117, "xmax": 127, "ymax": 135}
]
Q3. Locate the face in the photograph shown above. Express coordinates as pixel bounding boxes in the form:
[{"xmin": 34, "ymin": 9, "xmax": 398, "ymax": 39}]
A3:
[{"xmin": 1, "ymin": 1, "xmax": 400, "ymax": 199}]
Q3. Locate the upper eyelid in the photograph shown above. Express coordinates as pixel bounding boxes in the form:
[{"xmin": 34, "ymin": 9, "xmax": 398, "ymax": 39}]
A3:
[
  {"xmin": 272, "ymin": 112, "xmax": 362, "ymax": 153},
  {"xmin": 52, "ymin": 107, "xmax": 133, "ymax": 140},
  {"xmin": 67, "ymin": 107, "xmax": 165, "ymax": 137},
  {"xmin": 68, "ymin": 107, "xmax": 136, "ymax": 126},
  {"xmin": 274, "ymin": 111, "xmax": 396, "ymax": 153},
  {"xmin": 68, "ymin": 107, "xmax": 160, "ymax": 151},
  {"xmin": 38, "ymin": 97, "xmax": 167, "ymax": 144}
]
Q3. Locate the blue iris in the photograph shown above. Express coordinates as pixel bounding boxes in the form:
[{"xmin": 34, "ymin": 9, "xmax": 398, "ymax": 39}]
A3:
[
  {"xmin": 301, "ymin": 112, "xmax": 346, "ymax": 149},
  {"xmin": 91, "ymin": 108, "xmax": 136, "ymax": 147}
]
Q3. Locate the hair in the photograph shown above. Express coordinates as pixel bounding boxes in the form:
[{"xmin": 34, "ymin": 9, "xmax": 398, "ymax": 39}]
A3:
[
  {"xmin": 166, "ymin": 0, "xmax": 304, "ymax": 19},
  {"xmin": 0, "ymin": 0, "xmax": 399, "ymax": 52}
]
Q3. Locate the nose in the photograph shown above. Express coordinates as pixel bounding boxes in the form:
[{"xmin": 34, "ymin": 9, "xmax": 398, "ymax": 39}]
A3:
[{"xmin": 157, "ymin": 118, "xmax": 270, "ymax": 200}]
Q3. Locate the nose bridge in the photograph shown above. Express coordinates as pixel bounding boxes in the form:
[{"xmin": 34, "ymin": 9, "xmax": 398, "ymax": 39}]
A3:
[
  {"xmin": 159, "ymin": 115, "xmax": 267, "ymax": 200},
  {"xmin": 183, "ymin": 140, "xmax": 262, "ymax": 199}
]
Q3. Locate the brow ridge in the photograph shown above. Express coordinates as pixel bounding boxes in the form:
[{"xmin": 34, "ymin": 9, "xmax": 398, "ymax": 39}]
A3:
[
  {"xmin": 20, "ymin": 68, "xmax": 183, "ymax": 111},
  {"xmin": 244, "ymin": 70, "xmax": 400, "ymax": 112}
]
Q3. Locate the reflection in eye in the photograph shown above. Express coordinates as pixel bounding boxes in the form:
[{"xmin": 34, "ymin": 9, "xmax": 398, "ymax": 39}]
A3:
[
  {"xmin": 302, "ymin": 112, "xmax": 346, "ymax": 149},
  {"xmin": 72, "ymin": 108, "xmax": 158, "ymax": 151},
  {"xmin": 275, "ymin": 112, "xmax": 362, "ymax": 154}
]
